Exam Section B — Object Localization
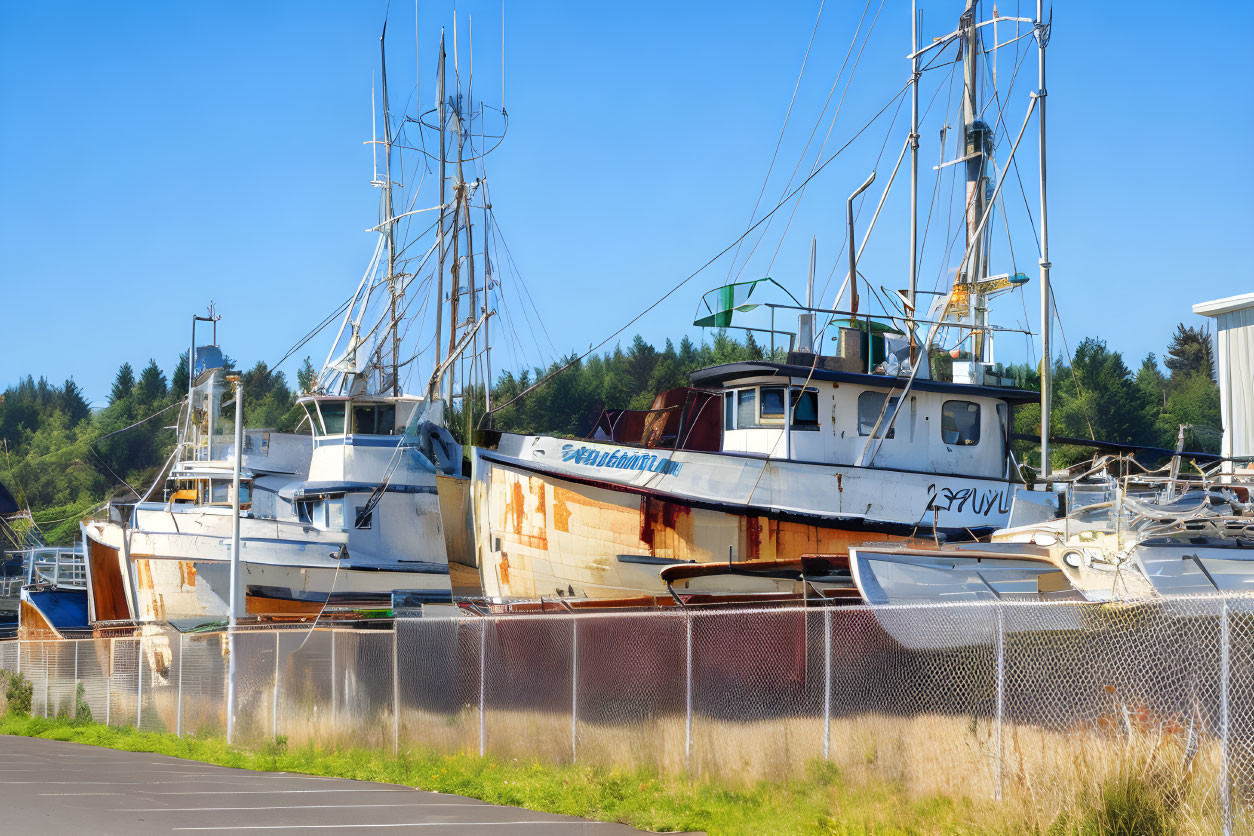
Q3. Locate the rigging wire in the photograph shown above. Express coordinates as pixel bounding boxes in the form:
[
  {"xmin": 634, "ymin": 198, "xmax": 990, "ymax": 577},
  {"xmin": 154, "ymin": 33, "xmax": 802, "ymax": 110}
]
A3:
[
  {"xmin": 727, "ymin": 0, "xmax": 876, "ymax": 283},
  {"xmin": 485, "ymin": 80, "xmax": 912, "ymax": 422},
  {"xmin": 721, "ymin": 0, "xmax": 826, "ymax": 284},
  {"xmin": 764, "ymin": 0, "xmax": 888, "ymax": 278}
]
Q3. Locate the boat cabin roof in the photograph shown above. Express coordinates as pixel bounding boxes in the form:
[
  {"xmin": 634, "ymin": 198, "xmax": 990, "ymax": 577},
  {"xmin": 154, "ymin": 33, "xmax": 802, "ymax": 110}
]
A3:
[{"xmin": 689, "ymin": 361, "xmax": 1040, "ymax": 404}]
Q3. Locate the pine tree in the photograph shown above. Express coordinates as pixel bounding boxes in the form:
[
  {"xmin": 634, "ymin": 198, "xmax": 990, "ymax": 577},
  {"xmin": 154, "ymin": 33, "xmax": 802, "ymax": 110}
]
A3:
[
  {"xmin": 59, "ymin": 379, "xmax": 91, "ymax": 424},
  {"xmin": 1164, "ymin": 323, "xmax": 1214, "ymax": 380},
  {"xmin": 297, "ymin": 356, "xmax": 316, "ymax": 393},
  {"xmin": 109, "ymin": 363, "xmax": 136, "ymax": 405},
  {"xmin": 171, "ymin": 352, "xmax": 189, "ymax": 395},
  {"xmin": 136, "ymin": 359, "xmax": 168, "ymax": 404}
]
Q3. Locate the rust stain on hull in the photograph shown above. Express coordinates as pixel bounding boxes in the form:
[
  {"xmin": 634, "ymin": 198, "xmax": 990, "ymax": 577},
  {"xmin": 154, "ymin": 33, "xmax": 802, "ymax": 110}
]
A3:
[{"xmin": 485, "ymin": 463, "xmax": 914, "ymax": 601}]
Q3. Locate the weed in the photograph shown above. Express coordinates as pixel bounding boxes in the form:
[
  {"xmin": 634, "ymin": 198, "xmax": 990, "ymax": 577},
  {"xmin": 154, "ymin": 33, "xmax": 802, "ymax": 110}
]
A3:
[{"xmin": 0, "ymin": 671, "xmax": 33, "ymax": 716}]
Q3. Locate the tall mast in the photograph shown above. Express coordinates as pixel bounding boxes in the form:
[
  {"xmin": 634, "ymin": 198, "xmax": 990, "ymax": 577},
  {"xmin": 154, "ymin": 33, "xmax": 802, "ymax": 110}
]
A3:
[
  {"xmin": 908, "ymin": 0, "xmax": 919, "ymax": 341},
  {"xmin": 380, "ymin": 28, "xmax": 400, "ymax": 396},
  {"xmin": 960, "ymin": 0, "xmax": 992, "ymax": 363},
  {"xmin": 434, "ymin": 32, "xmax": 448, "ymax": 403},
  {"xmin": 1037, "ymin": 0, "xmax": 1052, "ymax": 476}
]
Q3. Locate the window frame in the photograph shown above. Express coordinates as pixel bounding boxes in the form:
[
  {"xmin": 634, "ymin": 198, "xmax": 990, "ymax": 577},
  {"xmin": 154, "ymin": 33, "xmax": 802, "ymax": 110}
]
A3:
[
  {"xmin": 790, "ymin": 389, "xmax": 819, "ymax": 430},
  {"xmin": 857, "ymin": 391, "xmax": 899, "ymax": 439},
  {"xmin": 758, "ymin": 387, "xmax": 787, "ymax": 425},
  {"xmin": 941, "ymin": 399, "xmax": 981, "ymax": 446}
]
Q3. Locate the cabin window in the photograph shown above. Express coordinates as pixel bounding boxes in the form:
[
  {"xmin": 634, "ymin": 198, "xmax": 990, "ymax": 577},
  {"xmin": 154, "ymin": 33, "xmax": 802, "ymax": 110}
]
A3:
[
  {"xmin": 724, "ymin": 392, "xmax": 735, "ymax": 430},
  {"xmin": 354, "ymin": 506, "xmax": 373, "ymax": 530},
  {"xmin": 736, "ymin": 389, "xmax": 757, "ymax": 428},
  {"xmin": 353, "ymin": 405, "xmax": 376, "ymax": 434},
  {"xmin": 319, "ymin": 402, "xmax": 346, "ymax": 435},
  {"xmin": 210, "ymin": 480, "xmax": 230, "ymax": 504},
  {"xmin": 857, "ymin": 392, "xmax": 898, "ymax": 438},
  {"xmin": 326, "ymin": 500, "xmax": 344, "ymax": 530},
  {"xmin": 296, "ymin": 500, "xmax": 314, "ymax": 524},
  {"xmin": 941, "ymin": 400, "xmax": 981, "ymax": 446},
  {"xmin": 791, "ymin": 390, "xmax": 819, "ymax": 428},
  {"xmin": 759, "ymin": 388, "xmax": 786, "ymax": 424}
]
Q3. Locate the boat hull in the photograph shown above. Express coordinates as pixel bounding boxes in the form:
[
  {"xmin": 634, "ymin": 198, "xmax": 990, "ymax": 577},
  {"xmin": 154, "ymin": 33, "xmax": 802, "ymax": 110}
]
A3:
[
  {"xmin": 472, "ymin": 434, "xmax": 1054, "ymax": 601},
  {"xmin": 82, "ymin": 518, "xmax": 450, "ymax": 627}
]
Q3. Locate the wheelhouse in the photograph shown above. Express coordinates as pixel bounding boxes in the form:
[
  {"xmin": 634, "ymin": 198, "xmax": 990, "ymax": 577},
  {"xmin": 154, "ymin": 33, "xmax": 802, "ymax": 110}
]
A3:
[{"xmin": 692, "ymin": 361, "xmax": 1039, "ymax": 480}]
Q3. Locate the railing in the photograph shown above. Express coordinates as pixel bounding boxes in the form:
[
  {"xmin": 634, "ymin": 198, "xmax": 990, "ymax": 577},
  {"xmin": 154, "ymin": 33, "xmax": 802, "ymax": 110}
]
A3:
[{"xmin": 19, "ymin": 547, "xmax": 87, "ymax": 591}]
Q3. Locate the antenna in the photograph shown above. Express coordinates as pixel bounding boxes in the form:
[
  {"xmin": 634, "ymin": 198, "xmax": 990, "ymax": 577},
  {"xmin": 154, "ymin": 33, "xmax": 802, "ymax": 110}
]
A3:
[
  {"xmin": 496, "ymin": 1, "xmax": 501, "ymax": 110},
  {"xmin": 453, "ymin": 10, "xmax": 460, "ymax": 86},
  {"xmin": 421, "ymin": 0, "xmax": 426, "ymax": 115},
  {"xmin": 371, "ymin": 72, "xmax": 378, "ymax": 184}
]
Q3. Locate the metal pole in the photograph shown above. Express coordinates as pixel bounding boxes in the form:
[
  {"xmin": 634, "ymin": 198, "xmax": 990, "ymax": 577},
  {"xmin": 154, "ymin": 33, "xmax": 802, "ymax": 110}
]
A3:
[
  {"xmin": 105, "ymin": 639, "xmax": 111, "ymax": 726},
  {"xmin": 995, "ymin": 606, "xmax": 1005, "ymax": 802},
  {"xmin": 570, "ymin": 616, "xmax": 578, "ymax": 763},
  {"xmin": 1036, "ymin": 0, "xmax": 1052, "ymax": 478},
  {"xmin": 478, "ymin": 618, "xmax": 487, "ymax": 757},
  {"xmin": 392, "ymin": 626, "xmax": 400, "ymax": 755},
  {"xmin": 176, "ymin": 633, "xmax": 183, "ymax": 737},
  {"xmin": 684, "ymin": 613, "xmax": 693, "ymax": 770},
  {"xmin": 43, "ymin": 641, "xmax": 49, "ymax": 718},
  {"xmin": 226, "ymin": 374, "xmax": 244, "ymax": 745},
  {"xmin": 136, "ymin": 638, "xmax": 143, "ymax": 730},
  {"xmin": 434, "ymin": 32, "xmax": 448, "ymax": 399},
  {"xmin": 847, "ymin": 172, "xmax": 877, "ymax": 318},
  {"xmin": 330, "ymin": 630, "xmax": 337, "ymax": 718},
  {"xmin": 1220, "ymin": 598, "xmax": 1232, "ymax": 836},
  {"xmin": 272, "ymin": 631, "xmax": 280, "ymax": 743},
  {"xmin": 73, "ymin": 640, "xmax": 79, "ymax": 719},
  {"xmin": 823, "ymin": 607, "xmax": 832, "ymax": 760},
  {"xmin": 908, "ymin": 0, "xmax": 920, "ymax": 336}
]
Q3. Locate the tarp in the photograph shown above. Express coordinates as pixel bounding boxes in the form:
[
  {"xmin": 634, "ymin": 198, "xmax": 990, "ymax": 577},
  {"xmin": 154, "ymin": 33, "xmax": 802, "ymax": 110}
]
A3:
[
  {"xmin": 0, "ymin": 481, "xmax": 19, "ymax": 516},
  {"xmin": 693, "ymin": 278, "xmax": 798, "ymax": 329}
]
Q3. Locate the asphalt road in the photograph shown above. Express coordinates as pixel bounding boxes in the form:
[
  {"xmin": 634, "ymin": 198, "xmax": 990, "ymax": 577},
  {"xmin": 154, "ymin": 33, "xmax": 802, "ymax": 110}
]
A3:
[{"xmin": 0, "ymin": 735, "xmax": 650, "ymax": 835}]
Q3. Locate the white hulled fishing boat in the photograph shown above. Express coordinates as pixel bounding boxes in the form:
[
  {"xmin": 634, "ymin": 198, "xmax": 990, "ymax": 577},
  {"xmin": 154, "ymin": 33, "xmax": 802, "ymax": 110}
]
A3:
[
  {"xmin": 81, "ymin": 21, "xmax": 501, "ymax": 627},
  {"xmin": 470, "ymin": 1, "xmax": 1064, "ymax": 605}
]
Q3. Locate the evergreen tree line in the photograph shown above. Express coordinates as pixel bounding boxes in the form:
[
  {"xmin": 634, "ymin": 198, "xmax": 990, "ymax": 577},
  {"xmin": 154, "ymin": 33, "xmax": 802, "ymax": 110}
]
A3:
[
  {"xmin": 1, "ymin": 324, "xmax": 1219, "ymax": 545},
  {"xmin": 0, "ymin": 353, "xmax": 315, "ymax": 544}
]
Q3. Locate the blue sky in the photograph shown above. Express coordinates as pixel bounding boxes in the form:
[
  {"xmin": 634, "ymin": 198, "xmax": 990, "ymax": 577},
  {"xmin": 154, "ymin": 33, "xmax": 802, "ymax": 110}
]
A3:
[{"xmin": 2, "ymin": 1, "xmax": 1251, "ymax": 406}]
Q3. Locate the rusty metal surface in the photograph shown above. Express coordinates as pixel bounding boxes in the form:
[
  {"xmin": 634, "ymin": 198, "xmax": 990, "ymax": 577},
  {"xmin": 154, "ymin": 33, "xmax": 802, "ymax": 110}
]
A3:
[{"xmin": 480, "ymin": 462, "xmax": 912, "ymax": 602}]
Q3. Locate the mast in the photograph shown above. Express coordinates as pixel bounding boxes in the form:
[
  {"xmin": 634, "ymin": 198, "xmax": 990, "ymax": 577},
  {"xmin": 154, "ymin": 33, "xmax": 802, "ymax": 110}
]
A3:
[
  {"xmin": 1037, "ymin": 0, "xmax": 1052, "ymax": 476},
  {"xmin": 960, "ymin": 0, "xmax": 992, "ymax": 363},
  {"xmin": 434, "ymin": 32, "xmax": 448, "ymax": 403},
  {"xmin": 380, "ymin": 28, "xmax": 400, "ymax": 396},
  {"xmin": 908, "ymin": 0, "xmax": 919, "ymax": 341}
]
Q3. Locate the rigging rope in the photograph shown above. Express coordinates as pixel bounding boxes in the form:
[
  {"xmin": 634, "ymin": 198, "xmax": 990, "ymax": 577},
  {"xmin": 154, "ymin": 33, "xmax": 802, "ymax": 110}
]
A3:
[{"xmin": 484, "ymin": 80, "xmax": 911, "ymax": 422}]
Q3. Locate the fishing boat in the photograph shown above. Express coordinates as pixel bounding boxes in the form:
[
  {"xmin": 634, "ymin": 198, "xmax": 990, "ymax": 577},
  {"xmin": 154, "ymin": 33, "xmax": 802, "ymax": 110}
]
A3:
[
  {"xmin": 470, "ymin": 1, "xmax": 1064, "ymax": 605},
  {"xmin": 79, "ymin": 22, "xmax": 500, "ymax": 628},
  {"xmin": 848, "ymin": 291, "xmax": 1254, "ymax": 604}
]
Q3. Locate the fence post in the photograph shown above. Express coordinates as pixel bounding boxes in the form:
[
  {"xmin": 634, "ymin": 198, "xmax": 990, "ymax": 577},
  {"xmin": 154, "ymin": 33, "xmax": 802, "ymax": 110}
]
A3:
[
  {"xmin": 105, "ymin": 639, "xmax": 111, "ymax": 726},
  {"xmin": 823, "ymin": 607, "xmax": 832, "ymax": 761},
  {"xmin": 136, "ymin": 638, "xmax": 144, "ymax": 730},
  {"xmin": 272, "ymin": 631, "xmax": 281, "ymax": 743},
  {"xmin": 43, "ymin": 641, "xmax": 49, "ymax": 718},
  {"xmin": 570, "ymin": 615, "xmax": 578, "ymax": 763},
  {"xmin": 391, "ymin": 625, "xmax": 399, "ymax": 756},
  {"xmin": 73, "ymin": 641, "xmax": 79, "ymax": 718},
  {"xmin": 478, "ymin": 618, "xmax": 487, "ymax": 758},
  {"xmin": 176, "ymin": 633, "xmax": 183, "ymax": 738},
  {"xmin": 1220, "ymin": 597, "xmax": 1232, "ymax": 836},
  {"xmin": 330, "ymin": 629, "xmax": 337, "ymax": 719},
  {"xmin": 995, "ymin": 606, "xmax": 1005, "ymax": 802},
  {"xmin": 685, "ymin": 612, "xmax": 693, "ymax": 771}
]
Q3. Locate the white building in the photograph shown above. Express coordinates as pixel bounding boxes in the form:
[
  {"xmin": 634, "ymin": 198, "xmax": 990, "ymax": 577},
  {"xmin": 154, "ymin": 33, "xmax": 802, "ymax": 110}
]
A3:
[{"xmin": 1192, "ymin": 293, "xmax": 1254, "ymax": 477}]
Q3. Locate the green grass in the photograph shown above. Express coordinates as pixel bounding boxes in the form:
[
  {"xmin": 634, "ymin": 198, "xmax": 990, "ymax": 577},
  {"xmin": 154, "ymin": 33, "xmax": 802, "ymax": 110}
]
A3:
[{"xmin": 0, "ymin": 714, "xmax": 992, "ymax": 835}]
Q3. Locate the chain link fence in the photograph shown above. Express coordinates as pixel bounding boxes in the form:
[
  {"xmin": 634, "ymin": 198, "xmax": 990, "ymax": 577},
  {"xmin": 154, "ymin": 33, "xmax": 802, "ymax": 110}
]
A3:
[{"xmin": 1, "ymin": 597, "xmax": 1251, "ymax": 832}]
